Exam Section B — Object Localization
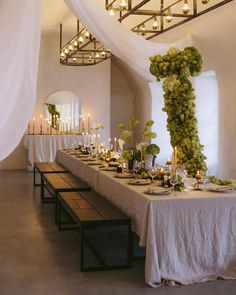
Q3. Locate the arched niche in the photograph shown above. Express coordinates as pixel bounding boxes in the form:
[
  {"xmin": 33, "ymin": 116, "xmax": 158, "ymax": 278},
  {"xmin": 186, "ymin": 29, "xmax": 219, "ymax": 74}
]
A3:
[{"xmin": 44, "ymin": 90, "xmax": 81, "ymax": 129}]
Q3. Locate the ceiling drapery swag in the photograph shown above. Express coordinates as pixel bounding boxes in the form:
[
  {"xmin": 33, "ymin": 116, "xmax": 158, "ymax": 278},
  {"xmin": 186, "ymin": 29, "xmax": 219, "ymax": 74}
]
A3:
[
  {"xmin": 64, "ymin": 0, "xmax": 193, "ymax": 81},
  {"xmin": 0, "ymin": 0, "xmax": 41, "ymax": 161}
]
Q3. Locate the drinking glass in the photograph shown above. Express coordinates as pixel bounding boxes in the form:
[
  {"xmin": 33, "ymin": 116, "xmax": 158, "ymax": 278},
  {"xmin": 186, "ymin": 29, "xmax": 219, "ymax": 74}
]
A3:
[
  {"xmin": 148, "ymin": 166, "xmax": 158, "ymax": 182},
  {"xmin": 170, "ymin": 174, "xmax": 178, "ymax": 193},
  {"xmin": 201, "ymin": 172, "xmax": 209, "ymax": 190}
]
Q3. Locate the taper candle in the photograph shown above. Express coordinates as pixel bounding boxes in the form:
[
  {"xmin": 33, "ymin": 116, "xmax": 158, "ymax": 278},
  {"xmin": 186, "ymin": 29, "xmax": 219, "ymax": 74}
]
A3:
[
  {"xmin": 33, "ymin": 118, "xmax": 35, "ymax": 134},
  {"xmin": 40, "ymin": 115, "xmax": 43, "ymax": 134},
  {"xmin": 87, "ymin": 114, "xmax": 90, "ymax": 133},
  {"xmin": 114, "ymin": 137, "xmax": 117, "ymax": 152}
]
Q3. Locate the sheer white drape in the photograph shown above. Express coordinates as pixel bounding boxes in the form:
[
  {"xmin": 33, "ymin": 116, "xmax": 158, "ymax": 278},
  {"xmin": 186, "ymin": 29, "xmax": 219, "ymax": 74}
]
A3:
[
  {"xmin": 64, "ymin": 0, "xmax": 192, "ymax": 81},
  {"xmin": 0, "ymin": 0, "xmax": 41, "ymax": 161}
]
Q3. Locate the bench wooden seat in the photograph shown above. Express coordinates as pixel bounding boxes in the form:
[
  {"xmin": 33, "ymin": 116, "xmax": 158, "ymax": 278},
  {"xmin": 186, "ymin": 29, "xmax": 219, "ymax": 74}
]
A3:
[
  {"xmin": 34, "ymin": 162, "xmax": 68, "ymax": 186},
  {"xmin": 41, "ymin": 173, "xmax": 91, "ymax": 224},
  {"xmin": 58, "ymin": 191, "xmax": 132, "ymax": 272}
]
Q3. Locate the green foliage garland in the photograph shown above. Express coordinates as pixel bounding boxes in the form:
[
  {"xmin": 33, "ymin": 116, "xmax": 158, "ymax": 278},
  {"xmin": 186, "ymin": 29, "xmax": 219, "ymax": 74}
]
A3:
[{"xmin": 149, "ymin": 47, "xmax": 207, "ymax": 176}]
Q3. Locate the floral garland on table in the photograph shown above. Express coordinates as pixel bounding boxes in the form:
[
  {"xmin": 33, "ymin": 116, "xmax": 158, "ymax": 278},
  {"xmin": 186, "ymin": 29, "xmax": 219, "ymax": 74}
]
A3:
[{"xmin": 149, "ymin": 47, "xmax": 207, "ymax": 176}]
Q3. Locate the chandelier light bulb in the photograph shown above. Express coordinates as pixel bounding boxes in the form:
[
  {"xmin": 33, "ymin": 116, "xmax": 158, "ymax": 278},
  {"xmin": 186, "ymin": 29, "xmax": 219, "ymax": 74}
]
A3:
[
  {"xmin": 152, "ymin": 17, "xmax": 158, "ymax": 30},
  {"xmin": 108, "ymin": 5, "xmax": 115, "ymax": 16},
  {"xmin": 141, "ymin": 24, "xmax": 146, "ymax": 36},
  {"xmin": 202, "ymin": 0, "xmax": 210, "ymax": 4},
  {"xmin": 101, "ymin": 50, "xmax": 106, "ymax": 57},
  {"xmin": 73, "ymin": 40, "xmax": 78, "ymax": 47},
  {"xmin": 60, "ymin": 52, "xmax": 66, "ymax": 59},
  {"xmin": 68, "ymin": 44, "xmax": 74, "ymax": 51},
  {"xmin": 88, "ymin": 55, "xmax": 93, "ymax": 62},
  {"xmin": 78, "ymin": 35, "xmax": 84, "ymax": 43},
  {"xmin": 95, "ymin": 52, "xmax": 100, "ymax": 58},
  {"xmin": 84, "ymin": 30, "xmax": 90, "ymax": 39},
  {"xmin": 182, "ymin": 0, "xmax": 190, "ymax": 14},
  {"xmin": 64, "ymin": 48, "xmax": 69, "ymax": 54},
  {"xmin": 166, "ymin": 8, "xmax": 173, "ymax": 23},
  {"xmin": 72, "ymin": 57, "xmax": 77, "ymax": 62},
  {"xmin": 119, "ymin": 0, "xmax": 128, "ymax": 10}
]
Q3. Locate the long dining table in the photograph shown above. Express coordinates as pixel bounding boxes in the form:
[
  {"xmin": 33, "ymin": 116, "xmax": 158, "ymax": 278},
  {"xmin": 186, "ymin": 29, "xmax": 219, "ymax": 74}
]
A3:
[{"xmin": 57, "ymin": 149, "xmax": 236, "ymax": 287}]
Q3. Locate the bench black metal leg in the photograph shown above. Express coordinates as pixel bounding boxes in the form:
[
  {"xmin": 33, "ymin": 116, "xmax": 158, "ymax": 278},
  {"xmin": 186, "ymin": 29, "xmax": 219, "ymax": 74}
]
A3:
[
  {"xmin": 33, "ymin": 166, "xmax": 36, "ymax": 186},
  {"xmin": 40, "ymin": 175, "xmax": 44, "ymax": 201},
  {"xmin": 55, "ymin": 193, "xmax": 58, "ymax": 225},
  {"xmin": 58, "ymin": 198, "xmax": 61, "ymax": 230},
  {"xmin": 127, "ymin": 222, "xmax": 132, "ymax": 268},
  {"xmin": 80, "ymin": 226, "xmax": 84, "ymax": 272}
]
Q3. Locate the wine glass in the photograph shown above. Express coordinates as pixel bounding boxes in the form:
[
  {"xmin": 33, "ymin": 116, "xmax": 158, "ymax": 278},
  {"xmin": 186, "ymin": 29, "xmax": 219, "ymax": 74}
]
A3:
[
  {"xmin": 170, "ymin": 174, "xmax": 178, "ymax": 193},
  {"xmin": 201, "ymin": 171, "xmax": 209, "ymax": 190},
  {"xmin": 148, "ymin": 166, "xmax": 158, "ymax": 182}
]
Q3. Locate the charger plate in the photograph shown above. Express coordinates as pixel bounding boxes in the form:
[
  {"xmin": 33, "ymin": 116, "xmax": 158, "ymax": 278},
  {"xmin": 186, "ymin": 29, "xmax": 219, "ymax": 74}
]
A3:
[
  {"xmin": 145, "ymin": 187, "xmax": 172, "ymax": 195},
  {"xmin": 128, "ymin": 179, "xmax": 151, "ymax": 185}
]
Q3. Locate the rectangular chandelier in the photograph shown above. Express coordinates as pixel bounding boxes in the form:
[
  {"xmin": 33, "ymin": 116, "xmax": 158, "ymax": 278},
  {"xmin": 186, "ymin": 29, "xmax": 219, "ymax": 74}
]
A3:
[
  {"xmin": 105, "ymin": 0, "xmax": 233, "ymax": 40},
  {"xmin": 60, "ymin": 21, "xmax": 111, "ymax": 66},
  {"xmin": 60, "ymin": 0, "xmax": 233, "ymax": 66}
]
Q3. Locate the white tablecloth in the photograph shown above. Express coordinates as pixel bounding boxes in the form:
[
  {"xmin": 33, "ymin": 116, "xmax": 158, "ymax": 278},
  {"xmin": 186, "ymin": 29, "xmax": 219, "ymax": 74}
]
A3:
[
  {"xmin": 24, "ymin": 135, "xmax": 81, "ymax": 166},
  {"xmin": 57, "ymin": 150, "xmax": 236, "ymax": 287}
]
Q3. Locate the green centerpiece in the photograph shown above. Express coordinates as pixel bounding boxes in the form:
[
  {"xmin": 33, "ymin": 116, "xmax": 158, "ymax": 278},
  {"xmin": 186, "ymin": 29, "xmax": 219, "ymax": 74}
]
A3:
[{"xmin": 149, "ymin": 47, "xmax": 207, "ymax": 176}]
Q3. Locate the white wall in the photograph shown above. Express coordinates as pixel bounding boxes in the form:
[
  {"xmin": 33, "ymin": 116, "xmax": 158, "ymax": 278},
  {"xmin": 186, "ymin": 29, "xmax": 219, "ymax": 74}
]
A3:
[
  {"xmin": 110, "ymin": 58, "xmax": 135, "ymax": 139},
  {"xmin": 0, "ymin": 33, "xmax": 111, "ymax": 169}
]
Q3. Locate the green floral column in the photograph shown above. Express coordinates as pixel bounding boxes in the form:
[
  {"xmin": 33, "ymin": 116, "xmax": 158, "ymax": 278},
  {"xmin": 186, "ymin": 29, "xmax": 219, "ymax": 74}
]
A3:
[{"xmin": 149, "ymin": 47, "xmax": 207, "ymax": 176}]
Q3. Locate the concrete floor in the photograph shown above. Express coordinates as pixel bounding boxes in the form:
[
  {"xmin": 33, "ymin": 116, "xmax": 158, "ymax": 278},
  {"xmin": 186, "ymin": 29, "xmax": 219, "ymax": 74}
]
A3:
[{"xmin": 0, "ymin": 170, "xmax": 236, "ymax": 295}]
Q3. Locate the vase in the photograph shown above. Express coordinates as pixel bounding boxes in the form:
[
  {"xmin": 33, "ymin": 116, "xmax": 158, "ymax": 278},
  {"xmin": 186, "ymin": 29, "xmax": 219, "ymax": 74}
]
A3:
[{"xmin": 144, "ymin": 155, "xmax": 154, "ymax": 170}]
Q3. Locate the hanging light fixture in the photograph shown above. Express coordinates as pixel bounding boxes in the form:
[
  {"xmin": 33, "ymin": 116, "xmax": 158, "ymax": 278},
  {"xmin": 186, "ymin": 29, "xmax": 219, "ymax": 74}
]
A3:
[
  {"xmin": 73, "ymin": 39, "xmax": 78, "ymax": 47},
  {"xmin": 119, "ymin": 0, "xmax": 128, "ymax": 10},
  {"xmin": 60, "ymin": 20, "xmax": 111, "ymax": 66},
  {"xmin": 141, "ymin": 24, "xmax": 146, "ymax": 36},
  {"xmin": 84, "ymin": 30, "xmax": 90, "ymax": 39},
  {"xmin": 152, "ymin": 17, "xmax": 158, "ymax": 30},
  {"xmin": 165, "ymin": 8, "xmax": 173, "ymax": 23},
  {"xmin": 101, "ymin": 50, "xmax": 106, "ymax": 57},
  {"xmin": 78, "ymin": 35, "xmax": 84, "ymax": 43},
  {"xmin": 182, "ymin": 0, "xmax": 190, "ymax": 14},
  {"xmin": 108, "ymin": 5, "xmax": 115, "ymax": 16},
  {"xmin": 68, "ymin": 44, "xmax": 74, "ymax": 52}
]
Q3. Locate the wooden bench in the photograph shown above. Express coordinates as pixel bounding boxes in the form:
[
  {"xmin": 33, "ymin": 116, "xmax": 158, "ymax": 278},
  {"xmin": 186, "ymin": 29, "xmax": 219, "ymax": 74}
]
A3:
[
  {"xmin": 57, "ymin": 191, "xmax": 132, "ymax": 272},
  {"xmin": 34, "ymin": 162, "xmax": 68, "ymax": 186},
  {"xmin": 41, "ymin": 173, "xmax": 91, "ymax": 223}
]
